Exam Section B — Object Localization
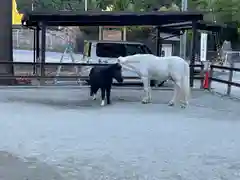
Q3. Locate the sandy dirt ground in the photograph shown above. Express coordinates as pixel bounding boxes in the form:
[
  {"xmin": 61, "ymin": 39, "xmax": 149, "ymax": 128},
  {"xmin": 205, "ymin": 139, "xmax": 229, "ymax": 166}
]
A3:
[{"xmin": 0, "ymin": 87, "xmax": 240, "ymax": 180}]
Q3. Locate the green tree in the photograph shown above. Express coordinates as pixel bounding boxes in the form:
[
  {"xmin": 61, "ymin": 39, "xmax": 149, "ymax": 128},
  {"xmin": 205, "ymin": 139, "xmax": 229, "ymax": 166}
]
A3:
[
  {"xmin": 159, "ymin": 3, "xmax": 180, "ymax": 11},
  {"xmin": 16, "ymin": 0, "xmax": 240, "ymax": 41},
  {"xmin": 189, "ymin": 0, "xmax": 240, "ymax": 24},
  {"xmin": 17, "ymin": 0, "xmax": 85, "ymax": 11}
]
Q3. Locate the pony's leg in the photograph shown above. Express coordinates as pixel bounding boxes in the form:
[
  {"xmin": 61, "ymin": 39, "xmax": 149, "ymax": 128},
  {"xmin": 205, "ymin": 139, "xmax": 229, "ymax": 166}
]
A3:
[
  {"xmin": 106, "ymin": 87, "xmax": 111, "ymax": 105},
  {"xmin": 100, "ymin": 88, "xmax": 106, "ymax": 106},
  {"xmin": 168, "ymin": 83, "xmax": 177, "ymax": 106},
  {"xmin": 91, "ymin": 86, "xmax": 99, "ymax": 100},
  {"xmin": 175, "ymin": 75, "xmax": 189, "ymax": 108},
  {"xmin": 179, "ymin": 85, "xmax": 188, "ymax": 108},
  {"xmin": 90, "ymin": 86, "xmax": 96, "ymax": 100},
  {"xmin": 92, "ymin": 94, "xmax": 97, "ymax": 100},
  {"xmin": 148, "ymin": 85, "xmax": 152, "ymax": 102},
  {"xmin": 168, "ymin": 81, "xmax": 181, "ymax": 106},
  {"xmin": 142, "ymin": 77, "xmax": 151, "ymax": 104},
  {"xmin": 90, "ymin": 85, "xmax": 94, "ymax": 96},
  {"xmin": 180, "ymin": 95, "xmax": 188, "ymax": 108}
]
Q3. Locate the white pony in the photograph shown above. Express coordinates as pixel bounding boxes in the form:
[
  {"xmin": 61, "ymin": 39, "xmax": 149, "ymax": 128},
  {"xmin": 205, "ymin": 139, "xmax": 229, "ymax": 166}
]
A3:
[{"xmin": 117, "ymin": 54, "xmax": 190, "ymax": 108}]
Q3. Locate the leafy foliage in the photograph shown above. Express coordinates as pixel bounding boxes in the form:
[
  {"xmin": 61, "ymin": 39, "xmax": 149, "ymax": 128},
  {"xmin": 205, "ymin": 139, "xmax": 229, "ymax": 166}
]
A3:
[{"xmin": 16, "ymin": 0, "xmax": 240, "ymax": 41}]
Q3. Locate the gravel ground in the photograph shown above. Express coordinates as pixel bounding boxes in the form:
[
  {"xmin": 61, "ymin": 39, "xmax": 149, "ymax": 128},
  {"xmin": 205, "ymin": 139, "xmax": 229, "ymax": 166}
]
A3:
[
  {"xmin": 0, "ymin": 151, "xmax": 63, "ymax": 180},
  {"xmin": 0, "ymin": 87, "xmax": 240, "ymax": 180}
]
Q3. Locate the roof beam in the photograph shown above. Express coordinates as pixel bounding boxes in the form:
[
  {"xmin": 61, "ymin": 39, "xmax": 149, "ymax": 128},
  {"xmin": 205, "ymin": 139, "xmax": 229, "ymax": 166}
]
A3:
[{"xmin": 21, "ymin": 11, "xmax": 203, "ymax": 27}]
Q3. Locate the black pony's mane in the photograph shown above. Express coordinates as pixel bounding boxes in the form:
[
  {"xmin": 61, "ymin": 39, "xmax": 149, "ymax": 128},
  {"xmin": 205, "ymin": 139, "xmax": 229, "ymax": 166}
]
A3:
[
  {"xmin": 90, "ymin": 63, "xmax": 122, "ymax": 75},
  {"xmin": 107, "ymin": 63, "xmax": 122, "ymax": 71}
]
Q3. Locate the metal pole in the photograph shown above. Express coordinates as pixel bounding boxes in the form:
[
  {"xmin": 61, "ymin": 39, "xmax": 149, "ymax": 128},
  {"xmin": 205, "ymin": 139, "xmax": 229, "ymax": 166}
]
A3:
[
  {"xmin": 180, "ymin": 0, "xmax": 187, "ymax": 59},
  {"xmin": 84, "ymin": 0, "xmax": 87, "ymax": 11},
  {"xmin": 16, "ymin": 30, "xmax": 19, "ymax": 48},
  {"xmin": 123, "ymin": 27, "xmax": 126, "ymax": 41},
  {"xmin": 33, "ymin": 28, "xmax": 36, "ymax": 74},
  {"xmin": 32, "ymin": 0, "xmax": 36, "ymax": 74},
  {"xmin": 200, "ymin": 64, "xmax": 204, "ymax": 88},
  {"xmin": 36, "ymin": 26, "xmax": 40, "ymax": 76},
  {"xmin": 190, "ymin": 21, "xmax": 197, "ymax": 87},
  {"xmin": 99, "ymin": 26, "xmax": 102, "ymax": 40},
  {"xmin": 208, "ymin": 64, "xmax": 213, "ymax": 90},
  {"xmin": 227, "ymin": 56, "xmax": 233, "ymax": 95},
  {"xmin": 40, "ymin": 23, "xmax": 46, "ymax": 85},
  {"xmin": 156, "ymin": 26, "xmax": 162, "ymax": 56},
  {"xmin": 31, "ymin": 0, "xmax": 34, "ymax": 11}
]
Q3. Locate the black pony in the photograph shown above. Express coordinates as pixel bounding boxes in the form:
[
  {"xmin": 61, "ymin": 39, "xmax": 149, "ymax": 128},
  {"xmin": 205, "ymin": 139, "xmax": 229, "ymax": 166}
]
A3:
[{"xmin": 89, "ymin": 63, "xmax": 123, "ymax": 106}]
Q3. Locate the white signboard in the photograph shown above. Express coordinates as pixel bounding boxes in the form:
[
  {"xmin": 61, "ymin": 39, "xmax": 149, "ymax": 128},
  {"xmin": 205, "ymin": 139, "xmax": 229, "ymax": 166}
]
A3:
[
  {"xmin": 200, "ymin": 33, "xmax": 208, "ymax": 61},
  {"xmin": 102, "ymin": 29, "xmax": 122, "ymax": 41}
]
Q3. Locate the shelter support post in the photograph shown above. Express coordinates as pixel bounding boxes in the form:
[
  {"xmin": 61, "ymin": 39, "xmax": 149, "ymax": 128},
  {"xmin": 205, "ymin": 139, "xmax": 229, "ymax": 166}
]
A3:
[
  {"xmin": 33, "ymin": 28, "xmax": 36, "ymax": 74},
  {"xmin": 40, "ymin": 23, "xmax": 46, "ymax": 85},
  {"xmin": 35, "ymin": 26, "xmax": 40, "ymax": 76},
  {"xmin": 190, "ymin": 21, "xmax": 197, "ymax": 87},
  {"xmin": 227, "ymin": 60, "xmax": 234, "ymax": 95},
  {"xmin": 156, "ymin": 26, "xmax": 162, "ymax": 56},
  {"xmin": 0, "ymin": 0, "xmax": 14, "ymax": 85}
]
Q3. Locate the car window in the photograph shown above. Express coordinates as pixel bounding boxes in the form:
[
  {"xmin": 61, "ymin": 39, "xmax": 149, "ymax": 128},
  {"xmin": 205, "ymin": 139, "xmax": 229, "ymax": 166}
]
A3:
[
  {"xmin": 96, "ymin": 43, "xmax": 126, "ymax": 58},
  {"xmin": 141, "ymin": 45, "xmax": 153, "ymax": 54},
  {"xmin": 125, "ymin": 44, "xmax": 153, "ymax": 56},
  {"xmin": 96, "ymin": 42, "xmax": 153, "ymax": 58},
  {"xmin": 125, "ymin": 44, "xmax": 144, "ymax": 56}
]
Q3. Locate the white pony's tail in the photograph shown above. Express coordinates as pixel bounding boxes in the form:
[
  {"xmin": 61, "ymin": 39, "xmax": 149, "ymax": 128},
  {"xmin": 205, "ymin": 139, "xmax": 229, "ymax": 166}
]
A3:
[{"xmin": 182, "ymin": 61, "xmax": 191, "ymax": 101}]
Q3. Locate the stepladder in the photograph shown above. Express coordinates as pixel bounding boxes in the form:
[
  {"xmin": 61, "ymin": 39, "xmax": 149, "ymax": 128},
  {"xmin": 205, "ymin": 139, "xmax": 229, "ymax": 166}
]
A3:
[{"xmin": 54, "ymin": 42, "xmax": 83, "ymax": 85}]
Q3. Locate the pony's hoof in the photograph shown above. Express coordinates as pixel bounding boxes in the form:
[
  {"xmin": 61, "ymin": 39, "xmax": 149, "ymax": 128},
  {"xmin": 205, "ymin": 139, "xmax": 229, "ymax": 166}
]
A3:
[
  {"xmin": 142, "ymin": 100, "xmax": 150, "ymax": 104},
  {"xmin": 101, "ymin": 100, "xmax": 105, "ymax": 106},
  {"xmin": 180, "ymin": 101, "xmax": 188, "ymax": 109},
  {"xmin": 168, "ymin": 101, "xmax": 175, "ymax": 106},
  {"xmin": 180, "ymin": 103, "xmax": 187, "ymax": 109},
  {"xmin": 92, "ymin": 94, "xmax": 97, "ymax": 100}
]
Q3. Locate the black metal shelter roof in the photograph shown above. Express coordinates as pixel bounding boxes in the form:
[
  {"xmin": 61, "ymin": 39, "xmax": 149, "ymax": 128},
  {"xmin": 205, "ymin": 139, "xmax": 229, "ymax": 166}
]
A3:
[
  {"xmin": 160, "ymin": 21, "xmax": 237, "ymax": 33},
  {"xmin": 21, "ymin": 10, "xmax": 203, "ymax": 27}
]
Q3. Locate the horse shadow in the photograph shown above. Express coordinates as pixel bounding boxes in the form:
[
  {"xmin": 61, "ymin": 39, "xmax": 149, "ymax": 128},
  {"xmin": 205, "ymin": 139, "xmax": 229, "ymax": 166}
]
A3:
[
  {"xmin": 110, "ymin": 94, "xmax": 170, "ymax": 105},
  {"xmin": 3, "ymin": 88, "xmax": 206, "ymax": 109},
  {"xmin": 5, "ymin": 96, "xmax": 104, "ymax": 110}
]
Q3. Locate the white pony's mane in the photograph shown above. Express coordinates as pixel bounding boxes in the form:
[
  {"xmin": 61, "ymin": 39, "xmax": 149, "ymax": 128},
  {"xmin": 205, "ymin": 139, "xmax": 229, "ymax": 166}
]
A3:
[
  {"xmin": 117, "ymin": 55, "xmax": 141, "ymax": 64},
  {"xmin": 117, "ymin": 55, "xmax": 143, "ymax": 77}
]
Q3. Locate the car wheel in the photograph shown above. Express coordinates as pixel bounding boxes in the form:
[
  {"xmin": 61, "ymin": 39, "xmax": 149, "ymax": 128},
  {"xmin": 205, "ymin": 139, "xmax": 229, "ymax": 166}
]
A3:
[
  {"xmin": 85, "ymin": 80, "xmax": 90, "ymax": 84},
  {"xmin": 150, "ymin": 80, "xmax": 165, "ymax": 87},
  {"xmin": 158, "ymin": 81, "xmax": 165, "ymax": 86},
  {"xmin": 150, "ymin": 80, "xmax": 156, "ymax": 87}
]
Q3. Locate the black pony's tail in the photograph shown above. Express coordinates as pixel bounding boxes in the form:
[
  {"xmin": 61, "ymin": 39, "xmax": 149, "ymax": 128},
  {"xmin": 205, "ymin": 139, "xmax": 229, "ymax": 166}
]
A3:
[
  {"xmin": 90, "ymin": 86, "xmax": 94, "ymax": 96},
  {"xmin": 89, "ymin": 67, "xmax": 94, "ymax": 96},
  {"xmin": 89, "ymin": 67, "xmax": 94, "ymax": 76}
]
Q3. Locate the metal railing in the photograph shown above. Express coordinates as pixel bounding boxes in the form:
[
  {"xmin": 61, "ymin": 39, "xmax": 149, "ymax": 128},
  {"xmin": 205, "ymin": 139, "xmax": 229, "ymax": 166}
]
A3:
[
  {"xmin": 209, "ymin": 65, "xmax": 240, "ymax": 95},
  {"xmin": 12, "ymin": 28, "xmax": 68, "ymax": 52},
  {"xmin": 0, "ymin": 61, "xmax": 204, "ymax": 86}
]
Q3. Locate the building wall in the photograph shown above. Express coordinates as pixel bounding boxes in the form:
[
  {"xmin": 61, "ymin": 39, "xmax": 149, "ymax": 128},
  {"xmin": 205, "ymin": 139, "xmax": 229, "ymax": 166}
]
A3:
[{"xmin": 13, "ymin": 28, "xmax": 180, "ymax": 57}]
